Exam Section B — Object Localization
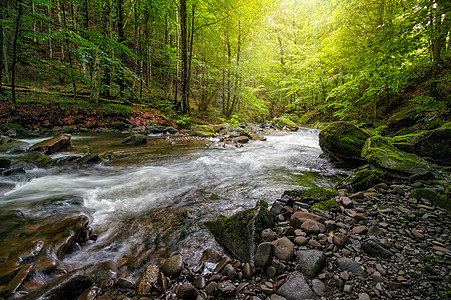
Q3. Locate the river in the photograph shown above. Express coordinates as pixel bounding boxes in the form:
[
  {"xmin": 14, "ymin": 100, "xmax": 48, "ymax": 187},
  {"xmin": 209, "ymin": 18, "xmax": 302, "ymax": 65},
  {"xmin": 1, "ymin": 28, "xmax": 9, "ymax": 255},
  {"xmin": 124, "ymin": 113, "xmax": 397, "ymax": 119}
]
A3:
[{"xmin": 0, "ymin": 128, "xmax": 349, "ymax": 273}]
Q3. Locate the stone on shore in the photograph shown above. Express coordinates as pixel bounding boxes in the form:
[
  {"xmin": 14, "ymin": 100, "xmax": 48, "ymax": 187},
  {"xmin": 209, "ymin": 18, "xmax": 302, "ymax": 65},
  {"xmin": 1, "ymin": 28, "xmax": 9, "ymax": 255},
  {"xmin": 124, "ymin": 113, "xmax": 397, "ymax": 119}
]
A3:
[
  {"xmin": 277, "ymin": 271, "xmax": 317, "ymax": 300},
  {"xmin": 296, "ymin": 250, "xmax": 325, "ymax": 279}
]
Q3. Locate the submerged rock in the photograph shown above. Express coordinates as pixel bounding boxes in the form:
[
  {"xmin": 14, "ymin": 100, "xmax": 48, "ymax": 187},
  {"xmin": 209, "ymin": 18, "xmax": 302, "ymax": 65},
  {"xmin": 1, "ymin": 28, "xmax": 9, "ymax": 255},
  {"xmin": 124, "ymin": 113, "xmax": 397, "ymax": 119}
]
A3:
[
  {"xmin": 206, "ymin": 201, "xmax": 270, "ymax": 264},
  {"xmin": 319, "ymin": 121, "xmax": 371, "ymax": 165}
]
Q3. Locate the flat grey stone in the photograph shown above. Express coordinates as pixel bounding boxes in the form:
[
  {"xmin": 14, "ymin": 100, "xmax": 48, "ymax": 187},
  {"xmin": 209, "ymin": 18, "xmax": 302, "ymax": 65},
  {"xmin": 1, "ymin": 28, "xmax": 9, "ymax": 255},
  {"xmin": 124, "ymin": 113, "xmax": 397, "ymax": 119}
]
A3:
[
  {"xmin": 277, "ymin": 271, "xmax": 317, "ymax": 300},
  {"xmin": 296, "ymin": 250, "xmax": 325, "ymax": 279},
  {"xmin": 336, "ymin": 258, "xmax": 366, "ymax": 278}
]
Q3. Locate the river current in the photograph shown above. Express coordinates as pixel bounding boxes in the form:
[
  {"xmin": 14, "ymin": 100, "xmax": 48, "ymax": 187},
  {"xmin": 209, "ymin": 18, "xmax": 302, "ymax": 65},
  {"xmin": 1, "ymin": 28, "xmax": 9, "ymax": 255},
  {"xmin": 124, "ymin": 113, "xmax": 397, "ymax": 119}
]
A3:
[{"xmin": 0, "ymin": 129, "xmax": 349, "ymax": 269}]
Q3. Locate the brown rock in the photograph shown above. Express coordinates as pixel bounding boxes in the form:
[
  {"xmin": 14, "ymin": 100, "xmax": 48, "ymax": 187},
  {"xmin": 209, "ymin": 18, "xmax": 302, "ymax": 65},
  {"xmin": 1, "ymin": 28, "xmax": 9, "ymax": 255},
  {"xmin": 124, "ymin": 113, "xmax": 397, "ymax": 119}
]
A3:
[
  {"xmin": 272, "ymin": 237, "xmax": 294, "ymax": 261},
  {"xmin": 352, "ymin": 226, "xmax": 368, "ymax": 235},
  {"xmin": 301, "ymin": 219, "xmax": 320, "ymax": 234},
  {"xmin": 4, "ymin": 264, "xmax": 33, "ymax": 295},
  {"xmin": 162, "ymin": 254, "xmax": 184, "ymax": 277},
  {"xmin": 333, "ymin": 234, "xmax": 348, "ymax": 247},
  {"xmin": 0, "ymin": 258, "xmax": 22, "ymax": 279},
  {"xmin": 353, "ymin": 213, "xmax": 367, "ymax": 221},
  {"xmin": 138, "ymin": 264, "xmax": 159, "ymax": 294},
  {"xmin": 341, "ymin": 197, "xmax": 353, "ymax": 208},
  {"xmin": 350, "ymin": 192, "xmax": 364, "ymax": 199},
  {"xmin": 294, "ymin": 236, "xmax": 308, "ymax": 246},
  {"xmin": 30, "ymin": 134, "xmax": 72, "ymax": 155},
  {"xmin": 308, "ymin": 240, "xmax": 322, "ymax": 248},
  {"xmin": 291, "ymin": 211, "xmax": 326, "ymax": 226},
  {"xmin": 432, "ymin": 245, "xmax": 450, "ymax": 253},
  {"xmin": 199, "ymin": 248, "xmax": 222, "ymax": 264}
]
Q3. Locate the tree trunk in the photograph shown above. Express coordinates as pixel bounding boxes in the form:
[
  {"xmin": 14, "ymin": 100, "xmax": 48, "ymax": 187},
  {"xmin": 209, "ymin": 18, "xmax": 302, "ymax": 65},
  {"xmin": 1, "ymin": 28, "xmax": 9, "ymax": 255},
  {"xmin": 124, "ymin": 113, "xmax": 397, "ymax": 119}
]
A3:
[
  {"xmin": 117, "ymin": 0, "xmax": 125, "ymax": 98},
  {"xmin": 180, "ymin": 0, "xmax": 190, "ymax": 114},
  {"xmin": 0, "ymin": 0, "xmax": 4, "ymax": 92},
  {"xmin": 60, "ymin": 0, "xmax": 77, "ymax": 99},
  {"xmin": 11, "ymin": 0, "xmax": 24, "ymax": 112},
  {"xmin": 48, "ymin": 4, "xmax": 53, "ymax": 59}
]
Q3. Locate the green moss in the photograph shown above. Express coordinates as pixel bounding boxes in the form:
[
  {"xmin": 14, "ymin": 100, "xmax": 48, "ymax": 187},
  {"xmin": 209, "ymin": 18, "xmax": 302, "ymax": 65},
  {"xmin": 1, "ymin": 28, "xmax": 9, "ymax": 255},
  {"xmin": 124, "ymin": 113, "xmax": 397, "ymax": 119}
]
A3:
[
  {"xmin": 319, "ymin": 121, "xmax": 372, "ymax": 163},
  {"xmin": 387, "ymin": 107, "xmax": 423, "ymax": 128},
  {"xmin": 0, "ymin": 123, "xmax": 29, "ymax": 138},
  {"xmin": 362, "ymin": 135, "xmax": 437, "ymax": 178},
  {"xmin": 373, "ymin": 124, "xmax": 391, "ymax": 136},
  {"xmin": 411, "ymin": 188, "xmax": 449, "ymax": 210},
  {"xmin": 191, "ymin": 125, "xmax": 215, "ymax": 137},
  {"xmin": 336, "ymin": 169, "xmax": 385, "ymax": 193},
  {"xmin": 311, "ymin": 199, "xmax": 340, "ymax": 212},
  {"xmin": 273, "ymin": 117, "xmax": 299, "ymax": 131},
  {"xmin": 302, "ymin": 186, "xmax": 339, "ymax": 202},
  {"xmin": 439, "ymin": 122, "xmax": 451, "ymax": 129}
]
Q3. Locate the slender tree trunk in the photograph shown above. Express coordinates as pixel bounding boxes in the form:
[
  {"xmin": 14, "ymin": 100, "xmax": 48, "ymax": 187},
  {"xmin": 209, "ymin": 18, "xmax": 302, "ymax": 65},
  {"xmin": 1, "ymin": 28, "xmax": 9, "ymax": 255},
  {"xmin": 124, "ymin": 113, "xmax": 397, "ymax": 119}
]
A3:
[
  {"xmin": 60, "ymin": 0, "xmax": 77, "ymax": 99},
  {"xmin": 186, "ymin": 4, "xmax": 196, "ymax": 104},
  {"xmin": 180, "ymin": 0, "xmax": 189, "ymax": 114},
  {"xmin": 0, "ymin": 0, "xmax": 4, "ymax": 92},
  {"xmin": 174, "ymin": 9, "xmax": 179, "ymax": 105},
  {"xmin": 11, "ymin": 0, "xmax": 24, "ymax": 112},
  {"xmin": 48, "ymin": 4, "xmax": 53, "ymax": 59},
  {"xmin": 117, "ymin": 0, "xmax": 125, "ymax": 98}
]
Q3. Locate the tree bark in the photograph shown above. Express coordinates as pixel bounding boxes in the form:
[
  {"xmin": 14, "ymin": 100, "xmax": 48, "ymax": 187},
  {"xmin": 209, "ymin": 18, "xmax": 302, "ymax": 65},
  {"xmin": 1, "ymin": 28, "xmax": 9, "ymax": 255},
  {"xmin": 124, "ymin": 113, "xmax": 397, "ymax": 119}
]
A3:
[
  {"xmin": 60, "ymin": 0, "xmax": 77, "ymax": 99},
  {"xmin": 11, "ymin": 0, "xmax": 24, "ymax": 112},
  {"xmin": 180, "ymin": 0, "xmax": 190, "ymax": 114},
  {"xmin": 117, "ymin": 0, "xmax": 125, "ymax": 98}
]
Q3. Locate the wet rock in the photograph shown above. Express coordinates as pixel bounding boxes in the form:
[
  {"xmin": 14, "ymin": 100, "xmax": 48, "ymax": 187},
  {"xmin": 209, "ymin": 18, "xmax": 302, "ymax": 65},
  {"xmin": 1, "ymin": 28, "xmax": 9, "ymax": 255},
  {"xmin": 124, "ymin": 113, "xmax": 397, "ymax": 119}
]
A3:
[
  {"xmin": 295, "ymin": 250, "xmax": 325, "ymax": 279},
  {"xmin": 254, "ymin": 242, "xmax": 273, "ymax": 269},
  {"xmin": 35, "ymin": 258, "xmax": 58, "ymax": 274},
  {"xmin": 22, "ymin": 269, "xmax": 94, "ymax": 300},
  {"xmin": 217, "ymin": 281, "xmax": 236, "ymax": 296},
  {"xmin": 214, "ymin": 256, "xmax": 232, "ymax": 273},
  {"xmin": 336, "ymin": 258, "xmax": 366, "ymax": 278},
  {"xmin": 0, "ymin": 158, "xmax": 11, "ymax": 169},
  {"xmin": 77, "ymin": 154, "xmax": 101, "ymax": 166},
  {"xmin": 337, "ymin": 169, "xmax": 385, "ymax": 193},
  {"xmin": 352, "ymin": 226, "xmax": 368, "ymax": 235},
  {"xmin": 116, "ymin": 278, "xmax": 136, "ymax": 290},
  {"xmin": 199, "ymin": 248, "xmax": 222, "ymax": 264},
  {"xmin": 162, "ymin": 254, "xmax": 184, "ymax": 277},
  {"xmin": 272, "ymin": 237, "xmax": 294, "ymax": 261},
  {"xmin": 30, "ymin": 134, "xmax": 72, "ymax": 154},
  {"xmin": 3, "ymin": 264, "xmax": 33, "ymax": 295},
  {"xmin": 0, "ymin": 258, "xmax": 22, "ymax": 280},
  {"xmin": 243, "ymin": 263, "xmax": 253, "ymax": 279},
  {"xmin": 138, "ymin": 264, "xmax": 159, "ymax": 294},
  {"xmin": 0, "ymin": 123, "xmax": 29, "ymax": 138},
  {"xmin": 235, "ymin": 136, "xmax": 250, "ymax": 144},
  {"xmin": 85, "ymin": 260, "xmax": 118, "ymax": 286},
  {"xmin": 205, "ymin": 282, "xmax": 217, "ymax": 295},
  {"xmin": 261, "ymin": 228, "xmax": 276, "ymax": 242},
  {"xmin": 121, "ymin": 134, "xmax": 148, "ymax": 146},
  {"xmin": 206, "ymin": 201, "xmax": 269, "ymax": 264},
  {"xmin": 277, "ymin": 271, "xmax": 317, "ymax": 300},
  {"xmin": 413, "ymin": 128, "xmax": 451, "ymax": 165},
  {"xmin": 361, "ymin": 239, "xmax": 393, "ymax": 258},
  {"xmin": 192, "ymin": 276, "xmax": 206, "ymax": 289},
  {"xmin": 272, "ymin": 117, "xmax": 298, "ymax": 131},
  {"xmin": 223, "ymin": 264, "xmax": 237, "ymax": 281},
  {"xmin": 267, "ymin": 266, "xmax": 277, "ymax": 277},
  {"xmin": 78, "ymin": 285, "xmax": 101, "ymax": 300},
  {"xmin": 0, "ymin": 139, "xmax": 29, "ymax": 153},
  {"xmin": 191, "ymin": 125, "xmax": 216, "ymax": 137},
  {"xmin": 176, "ymin": 283, "xmax": 198, "ymax": 299}
]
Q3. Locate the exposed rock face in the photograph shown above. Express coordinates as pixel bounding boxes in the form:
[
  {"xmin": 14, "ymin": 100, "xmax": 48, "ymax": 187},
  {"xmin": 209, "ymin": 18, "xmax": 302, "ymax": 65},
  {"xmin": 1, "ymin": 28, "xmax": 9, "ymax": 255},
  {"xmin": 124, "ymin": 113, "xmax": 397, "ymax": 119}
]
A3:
[
  {"xmin": 205, "ymin": 201, "xmax": 270, "ymax": 264},
  {"xmin": 272, "ymin": 117, "xmax": 299, "ymax": 131},
  {"xmin": 362, "ymin": 135, "xmax": 437, "ymax": 178},
  {"xmin": 30, "ymin": 134, "xmax": 72, "ymax": 154},
  {"xmin": 319, "ymin": 121, "xmax": 371, "ymax": 165},
  {"xmin": 191, "ymin": 125, "xmax": 216, "ymax": 137}
]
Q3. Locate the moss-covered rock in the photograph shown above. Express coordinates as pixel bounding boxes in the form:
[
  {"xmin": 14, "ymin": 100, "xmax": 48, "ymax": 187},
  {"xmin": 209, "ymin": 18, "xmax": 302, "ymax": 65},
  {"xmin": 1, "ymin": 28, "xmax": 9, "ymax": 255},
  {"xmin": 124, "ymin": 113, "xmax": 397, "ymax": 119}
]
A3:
[
  {"xmin": 319, "ymin": 121, "xmax": 372, "ymax": 165},
  {"xmin": 423, "ymin": 117, "xmax": 443, "ymax": 130},
  {"xmin": 410, "ymin": 188, "xmax": 449, "ymax": 210},
  {"xmin": 362, "ymin": 135, "xmax": 437, "ymax": 178},
  {"xmin": 387, "ymin": 107, "xmax": 423, "ymax": 128},
  {"xmin": 0, "ymin": 123, "xmax": 29, "ymax": 138},
  {"xmin": 336, "ymin": 169, "xmax": 385, "ymax": 193},
  {"xmin": 191, "ymin": 125, "xmax": 216, "ymax": 137},
  {"xmin": 311, "ymin": 199, "xmax": 340, "ymax": 212},
  {"xmin": 302, "ymin": 186, "xmax": 339, "ymax": 202},
  {"xmin": 272, "ymin": 117, "xmax": 299, "ymax": 131},
  {"xmin": 373, "ymin": 124, "xmax": 391, "ymax": 136},
  {"xmin": 0, "ymin": 139, "xmax": 29, "ymax": 153},
  {"xmin": 205, "ymin": 201, "xmax": 269, "ymax": 264},
  {"xmin": 440, "ymin": 122, "xmax": 451, "ymax": 129},
  {"xmin": 413, "ymin": 128, "xmax": 451, "ymax": 165},
  {"xmin": 111, "ymin": 122, "xmax": 129, "ymax": 131},
  {"xmin": 30, "ymin": 134, "xmax": 72, "ymax": 155}
]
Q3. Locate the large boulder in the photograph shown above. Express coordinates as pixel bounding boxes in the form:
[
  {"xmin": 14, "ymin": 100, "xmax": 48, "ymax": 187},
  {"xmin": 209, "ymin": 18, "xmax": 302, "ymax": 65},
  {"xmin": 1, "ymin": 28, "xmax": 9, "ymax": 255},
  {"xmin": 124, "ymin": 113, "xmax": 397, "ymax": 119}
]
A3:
[
  {"xmin": 413, "ymin": 128, "xmax": 451, "ymax": 165},
  {"xmin": 0, "ymin": 123, "xmax": 29, "ymax": 138},
  {"xmin": 191, "ymin": 125, "xmax": 215, "ymax": 137},
  {"xmin": 319, "ymin": 121, "xmax": 371, "ymax": 165},
  {"xmin": 121, "ymin": 134, "xmax": 148, "ymax": 146},
  {"xmin": 362, "ymin": 135, "xmax": 437, "ymax": 178},
  {"xmin": 30, "ymin": 134, "xmax": 72, "ymax": 154},
  {"xmin": 0, "ymin": 137, "xmax": 29, "ymax": 153},
  {"xmin": 387, "ymin": 107, "xmax": 423, "ymax": 128},
  {"xmin": 205, "ymin": 201, "xmax": 270, "ymax": 264},
  {"xmin": 336, "ymin": 169, "xmax": 385, "ymax": 193},
  {"xmin": 272, "ymin": 117, "xmax": 298, "ymax": 131}
]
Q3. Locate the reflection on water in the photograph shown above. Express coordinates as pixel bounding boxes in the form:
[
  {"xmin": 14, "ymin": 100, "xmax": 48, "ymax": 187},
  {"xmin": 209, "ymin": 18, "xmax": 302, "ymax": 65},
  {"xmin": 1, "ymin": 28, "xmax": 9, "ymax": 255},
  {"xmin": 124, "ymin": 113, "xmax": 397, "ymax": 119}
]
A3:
[{"xmin": 0, "ymin": 129, "xmax": 349, "ymax": 267}]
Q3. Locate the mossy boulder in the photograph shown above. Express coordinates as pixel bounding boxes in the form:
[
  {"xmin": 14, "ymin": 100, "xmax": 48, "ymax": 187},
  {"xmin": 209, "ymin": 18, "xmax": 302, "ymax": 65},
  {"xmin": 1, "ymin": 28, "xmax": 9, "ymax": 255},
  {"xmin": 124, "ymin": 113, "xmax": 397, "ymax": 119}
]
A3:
[
  {"xmin": 423, "ymin": 117, "xmax": 443, "ymax": 130},
  {"xmin": 205, "ymin": 201, "xmax": 269, "ymax": 264},
  {"xmin": 272, "ymin": 117, "xmax": 299, "ymax": 131},
  {"xmin": 121, "ymin": 134, "xmax": 148, "ymax": 146},
  {"xmin": 224, "ymin": 124, "xmax": 251, "ymax": 138},
  {"xmin": 373, "ymin": 124, "xmax": 391, "ymax": 136},
  {"xmin": 0, "ymin": 138, "xmax": 29, "ymax": 153},
  {"xmin": 336, "ymin": 169, "xmax": 385, "ymax": 193},
  {"xmin": 410, "ymin": 188, "xmax": 449, "ymax": 210},
  {"xmin": 311, "ymin": 199, "xmax": 340, "ymax": 212},
  {"xmin": 387, "ymin": 107, "xmax": 423, "ymax": 128},
  {"xmin": 413, "ymin": 129, "xmax": 451, "ymax": 165},
  {"xmin": 302, "ymin": 186, "xmax": 339, "ymax": 203},
  {"xmin": 0, "ymin": 123, "xmax": 29, "ymax": 138},
  {"xmin": 362, "ymin": 135, "xmax": 437, "ymax": 178},
  {"xmin": 318, "ymin": 121, "xmax": 372, "ymax": 165},
  {"xmin": 191, "ymin": 125, "xmax": 216, "ymax": 137},
  {"xmin": 440, "ymin": 122, "xmax": 451, "ymax": 129}
]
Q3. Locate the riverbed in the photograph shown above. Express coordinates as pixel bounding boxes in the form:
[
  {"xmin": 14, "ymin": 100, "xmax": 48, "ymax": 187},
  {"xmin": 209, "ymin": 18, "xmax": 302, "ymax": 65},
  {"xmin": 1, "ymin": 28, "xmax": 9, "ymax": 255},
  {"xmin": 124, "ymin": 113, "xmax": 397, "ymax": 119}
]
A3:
[{"xmin": 0, "ymin": 129, "xmax": 349, "ymax": 271}]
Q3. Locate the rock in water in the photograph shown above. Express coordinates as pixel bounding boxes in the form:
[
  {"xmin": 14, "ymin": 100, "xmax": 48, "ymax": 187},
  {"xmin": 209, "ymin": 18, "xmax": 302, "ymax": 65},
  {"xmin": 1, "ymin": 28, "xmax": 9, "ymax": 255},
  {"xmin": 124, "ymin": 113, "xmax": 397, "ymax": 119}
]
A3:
[
  {"xmin": 277, "ymin": 271, "xmax": 318, "ymax": 300},
  {"xmin": 190, "ymin": 125, "xmax": 216, "ymax": 137},
  {"xmin": 272, "ymin": 117, "xmax": 299, "ymax": 131},
  {"xmin": 205, "ymin": 201, "xmax": 270, "ymax": 265},
  {"xmin": 21, "ymin": 270, "xmax": 94, "ymax": 300},
  {"xmin": 30, "ymin": 134, "xmax": 72, "ymax": 155},
  {"xmin": 162, "ymin": 254, "xmax": 184, "ymax": 277},
  {"xmin": 121, "ymin": 134, "xmax": 148, "ymax": 146},
  {"xmin": 319, "ymin": 121, "xmax": 371, "ymax": 165},
  {"xmin": 0, "ymin": 139, "xmax": 29, "ymax": 153}
]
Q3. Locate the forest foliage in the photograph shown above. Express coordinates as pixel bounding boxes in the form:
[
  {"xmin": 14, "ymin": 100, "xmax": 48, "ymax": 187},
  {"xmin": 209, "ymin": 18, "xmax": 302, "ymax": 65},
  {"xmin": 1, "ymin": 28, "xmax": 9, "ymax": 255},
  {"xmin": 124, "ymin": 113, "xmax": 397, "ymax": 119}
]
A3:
[{"xmin": 0, "ymin": 0, "xmax": 450, "ymax": 123}]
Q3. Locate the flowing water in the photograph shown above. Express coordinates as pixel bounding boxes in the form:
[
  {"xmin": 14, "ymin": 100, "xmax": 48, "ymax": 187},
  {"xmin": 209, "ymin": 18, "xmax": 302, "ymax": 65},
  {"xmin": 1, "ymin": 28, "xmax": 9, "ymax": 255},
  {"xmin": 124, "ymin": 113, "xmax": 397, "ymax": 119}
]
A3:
[{"xmin": 0, "ymin": 129, "xmax": 349, "ymax": 272}]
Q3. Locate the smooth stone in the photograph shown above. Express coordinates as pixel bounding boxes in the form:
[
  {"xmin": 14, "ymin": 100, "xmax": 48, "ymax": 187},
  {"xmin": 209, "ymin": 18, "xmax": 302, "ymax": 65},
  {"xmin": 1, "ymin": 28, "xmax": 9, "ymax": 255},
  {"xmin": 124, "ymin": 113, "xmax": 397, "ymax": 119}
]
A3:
[
  {"xmin": 261, "ymin": 228, "xmax": 276, "ymax": 242},
  {"xmin": 352, "ymin": 226, "xmax": 368, "ymax": 235},
  {"xmin": 295, "ymin": 250, "xmax": 325, "ymax": 279},
  {"xmin": 267, "ymin": 266, "xmax": 277, "ymax": 278},
  {"xmin": 222, "ymin": 264, "xmax": 237, "ymax": 281},
  {"xmin": 214, "ymin": 256, "xmax": 232, "ymax": 273},
  {"xmin": 162, "ymin": 254, "xmax": 184, "ymax": 277},
  {"xmin": 277, "ymin": 271, "xmax": 317, "ymax": 300},
  {"xmin": 341, "ymin": 197, "xmax": 353, "ymax": 208},
  {"xmin": 243, "ymin": 263, "xmax": 253, "ymax": 279},
  {"xmin": 336, "ymin": 258, "xmax": 367, "ymax": 278},
  {"xmin": 254, "ymin": 242, "xmax": 274, "ymax": 269},
  {"xmin": 176, "ymin": 283, "xmax": 198, "ymax": 299},
  {"xmin": 271, "ymin": 295, "xmax": 287, "ymax": 300},
  {"xmin": 78, "ymin": 285, "xmax": 101, "ymax": 300},
  {"xmin": 312, "ymin": 279, "xmax": 325, "ymax": 296},
  {"xmin": 0, "ymin": 258, "xmax": 22, "ymax": 279},
  {"xmin": 359, "ymin": 293, "xmax": 371, "ymax": 300},
  {"xmin": 199, "ymin": 248, "xmax": 222, "ymax": 264},
  {"xmin": 294, "ymin": 236, "xmax": 308, "ymax": 246},
  {"xmin": 4, "ymin": 264, "xmax": 33, "ymax": 295},
  {"xmin": 368, "ymin": 226, "xmax": 385, "ymax": 236},
  {"xmin": 272, "ymin": 237, "xmax": 294, "ymax": 261},
  {"xmin": 301, "ymin": 219, "xmax": 320, "ymax": 234},
  {"xmin": 333, "ymin": 234, "xmax": 348, "ymax": 247},
  {"xmin": 361, "ymin": 239, "xmax": 393, "ymax": 258},
  {"xmin": 217, "ymin": 281, "xmax": 236, "ymax": 296},
  {"xmin": 205, "ymin": 282, "xmax": 217, "ymax": 295}
]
